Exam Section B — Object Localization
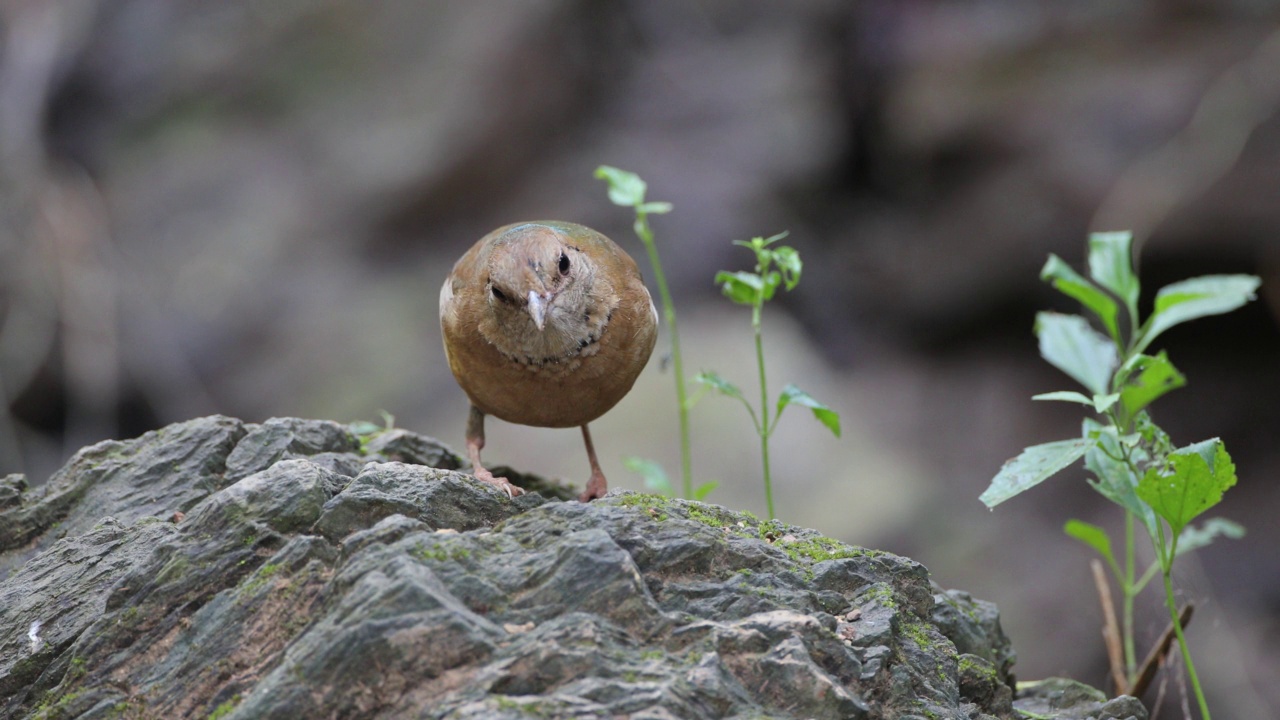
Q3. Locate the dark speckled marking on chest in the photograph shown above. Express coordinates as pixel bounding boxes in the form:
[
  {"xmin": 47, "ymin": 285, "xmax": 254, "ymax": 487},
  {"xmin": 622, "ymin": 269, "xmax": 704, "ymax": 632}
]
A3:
[{"xmin": 499, "ymin": 331, "xmax": 602, "ymax": 371}]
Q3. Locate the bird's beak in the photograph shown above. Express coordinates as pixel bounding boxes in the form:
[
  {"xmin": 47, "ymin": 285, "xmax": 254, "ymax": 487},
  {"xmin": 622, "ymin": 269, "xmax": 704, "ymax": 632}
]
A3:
[{"xmin": 527, "ymin": 290, "xmax": 550, "ymax": 331}]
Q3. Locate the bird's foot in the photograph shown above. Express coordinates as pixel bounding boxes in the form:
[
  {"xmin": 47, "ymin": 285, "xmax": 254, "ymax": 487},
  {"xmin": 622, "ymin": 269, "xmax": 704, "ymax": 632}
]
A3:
[
  {"xmin": 577, "ymin": 472, "xmax": 607, "ymax": 503},
  {"xmin": 472, "ymin": 467, "xmax": 525, "ymax": 498}
]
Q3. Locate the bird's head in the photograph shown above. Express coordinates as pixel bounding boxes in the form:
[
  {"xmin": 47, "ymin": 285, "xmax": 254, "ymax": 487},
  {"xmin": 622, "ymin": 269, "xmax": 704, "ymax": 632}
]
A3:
[{"xmin": 485, "ymin": 222, "xmax": 589, "ymax": 333}]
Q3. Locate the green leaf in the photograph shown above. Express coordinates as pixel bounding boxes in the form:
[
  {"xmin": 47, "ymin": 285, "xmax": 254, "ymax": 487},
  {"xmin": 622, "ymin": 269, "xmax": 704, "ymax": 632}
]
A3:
[
  {"xmin": 1137, "ymin": 439, "xmax": 1237, "ymax": 537},
  {"xmin": 1082, "ymin": 420, "xmax": 1157, "ymax": 536},
  {"xmin": 1041, "ymin": 254, "xmax": 1121, "ymax": 342},
  {"xmin": 693, "ymin": 481, "xmax": 719, "ymax": 501},
  {"xmin": 1117, "ymin": 352, "xmax": 1185, "ymax": 419},
  {"xmin": 1092, "ymin": 393, "xmax": 1120, "ymax": 413},
  {"xmin": 1064, "ymin": 519, "xmax": 1116, "ymax": 567},
  {"xmin": 623, "ymin": 456, "xmax": 672, "ymax": 496},
  {"xmin": 1133, "ymin": 275, "xmax": 1260, "ymax": 354},
  {"xmin": 348, "ymin": 420, "xmax": 383, "ymax": 437},
  {"xmin": 1035, "ymin": 312, "xmax": 1118, "ymax": 395},
  {"xmin": 760, "ymin": 270, "xmax": 782, "ymax": 302},
  {"xmin": 771, "ymin": 245, "xmax": 802, "ymax": 290},
  {"xmin": 1176, "ymin": 517, "xmax": 1245, "ymax": 557},
  {"xmin": 715, "ymin": 271, "xmax": 763, "ymax": 305},
  {"xmin": 1031, "ymin": 391, "xmax": 1118, "ymax": 413},
  {"xmin": 594, "ymin": 165, "xmax": 647, "ymax": 207},
  {"xmin": 694, "ymin": 370, "xmax": 745, "ymax": 402},
  {"xmin": 775, "ymin": 384, "xmax": 841, "ymax": 438},
  {"xmin": 1087, "ymin": 231, "xmax": 1139, "ymax": 315},
  {"xmin": 760, "ymin": 230, "xmax": 790, "ymax": 247},
  {"xmin": 1032, "ymin": 391, "xmax": 1095, "ymax": 405},
  {"xmin": 980, "ymin": 438, "xmax": 1094, "ymax": 508},
  {"xmin": 637, "ymin": 201, "xmax": 672, "ymax": 215}
]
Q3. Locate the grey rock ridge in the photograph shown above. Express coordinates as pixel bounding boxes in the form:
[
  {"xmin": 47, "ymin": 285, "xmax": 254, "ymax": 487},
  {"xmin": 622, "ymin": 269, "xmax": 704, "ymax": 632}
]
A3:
[{"xmin": 0, "ymin": 416, "xmax": 1144, "ymax": 720}]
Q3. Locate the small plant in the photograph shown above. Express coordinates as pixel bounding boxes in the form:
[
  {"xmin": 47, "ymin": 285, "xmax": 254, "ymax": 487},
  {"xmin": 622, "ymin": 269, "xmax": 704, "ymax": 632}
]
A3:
[
  {"xmin": 349, "ymin": 410, "xmax": 395, "ymax": 437},
  {"xmin": 595, "ymin": 166, "xmax": 715, "ymax": 501},
  {"xmin": 696, "ymin": 232, "xmax": 841, "ymax": 519},
  {"xmin": 981, "ymin": 231, "xmax": 1259, "ymax": 719}
]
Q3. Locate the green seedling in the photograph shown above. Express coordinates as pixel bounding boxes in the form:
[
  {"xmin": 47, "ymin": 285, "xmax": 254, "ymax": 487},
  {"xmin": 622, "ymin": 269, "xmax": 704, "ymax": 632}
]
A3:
[
  {"xmin": 697, "ymin": 233, "xmax": 841, "ymax": 519},
  {"xmin": 595, "ymin": 166, "xmax": 713, "ymax": 500},
  {"xmin": 348, "ymin": 410, "xmax": 396, "ymax": 438},
  {"xmin": 982, "ymin": 231, "xmax": 1259, "ymax": 719}
]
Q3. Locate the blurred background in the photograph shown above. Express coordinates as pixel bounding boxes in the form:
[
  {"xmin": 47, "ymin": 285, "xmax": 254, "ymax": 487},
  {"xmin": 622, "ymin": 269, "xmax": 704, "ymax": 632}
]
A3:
[{"xmin": 1, "ymin": 1, "xmax": 1277, "ymax": 716}]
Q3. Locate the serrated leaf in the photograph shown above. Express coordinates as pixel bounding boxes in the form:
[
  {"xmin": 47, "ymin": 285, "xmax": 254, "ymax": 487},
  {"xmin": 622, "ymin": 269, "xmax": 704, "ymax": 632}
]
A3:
[
  {"xmin": 623, "ymin": 456, "xmax": 672, "ymax": 496},
  {"xmin": 715, "ymin": 271, "xmax": 763, "ymax": 305},
  {"xmin": 1117, "ymin": 352, "xmax": 1185, "ymax": 419},
  {"xmin": 1035, "ymin": 312, "xmax": 1118, "ymax": 395},
  {"xmin": 1133, "ymin": 274, "xmax": 1260, "ymax": 354},
  {"xmin": 1041, "ymin": 254, "xmax": 1121, "ymax": 342},
  {"xmin": 694, "ymin": 370, "xmax": 745, "ymax": 402},
  {"xmin": 594, "ymin": 165, "xmax": 647, "ymax": 207},
  {"xmin": 775, "ymin": 384, "xmax": 841, "ymax": 437},
  {"xmin": 1064, "ymin": 519, "xmax": 1116, "ymax": 566},
  {"xmin": 1137, "ymin": 439, "xmax": 1237, "ymax": 537},
  {"xmin": 1087, "ymin": 231, "xmax": 1139, "ymax": 314},
  {"xmin": 981, "ymin": 438, "xmax": 1094, "ymax": 508},
  {"xmin": 693, "ymin": 481, "xmax": 719, "ymax": 501},
  {"xmin": 1176, "ymin": 517, "xmax": 1245, "ymax": 557}
]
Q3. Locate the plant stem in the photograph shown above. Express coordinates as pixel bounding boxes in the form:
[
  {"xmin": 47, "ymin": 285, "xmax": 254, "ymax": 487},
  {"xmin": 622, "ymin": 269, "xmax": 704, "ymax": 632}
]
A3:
[
  {"xmin": 1123, "ymin": 511, "xmax": 1137, "ymax": 682},
  {"xmin": 1161, "ymin": 563, "xmax": 1211, "ymax": 719},
  {"xmin": 1108, "ymin": 406, "xmax": 1140, "ymax": 685},
  {"xmin": 752, "ymin": 301, "xmax": 774, "ymax": 519},
  {"xmin": 635, "ymin": 212, "xmax": 693, "ymax": 499}
]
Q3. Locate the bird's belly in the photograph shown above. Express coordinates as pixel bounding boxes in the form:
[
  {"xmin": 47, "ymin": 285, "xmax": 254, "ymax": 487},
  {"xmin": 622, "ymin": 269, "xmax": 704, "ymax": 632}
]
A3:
[{"xmin": 453, "ymin": 345, "xmax": 642, "ymax": 428}]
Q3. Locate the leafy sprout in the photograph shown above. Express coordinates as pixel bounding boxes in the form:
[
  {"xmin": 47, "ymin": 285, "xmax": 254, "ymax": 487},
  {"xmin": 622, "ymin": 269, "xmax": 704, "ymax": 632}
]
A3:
[
  {"xmin": 697, "ymin": 232, "xmax": 840, "ymax": 519},
  {"xmin": 596, "ymin": 166, "xmax": 714, "ymax": 500},
  {"xmin": 981, "ymin": 230, "xmax": 1257, "ymax": 719}
]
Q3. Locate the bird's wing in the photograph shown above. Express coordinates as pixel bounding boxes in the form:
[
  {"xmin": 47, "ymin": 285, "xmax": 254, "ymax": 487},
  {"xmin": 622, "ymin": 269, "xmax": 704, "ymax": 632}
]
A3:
[{"xmin": 439, "ymin": 275, "xmax": 456, "ymax": 323}]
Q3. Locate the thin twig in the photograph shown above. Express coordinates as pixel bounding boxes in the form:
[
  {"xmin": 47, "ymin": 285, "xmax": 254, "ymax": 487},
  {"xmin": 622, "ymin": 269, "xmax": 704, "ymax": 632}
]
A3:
[
  {"xmin": 1091, "ymin": 559, "xmax": 1127, "ymax": 695},
  {"xmin": 1150, "ymin": 661, "xmax": 1169, "ymax": 720},
  {"xmin": 1131, "ymin": 603, "xmax": 1194, "ymax": 699}
]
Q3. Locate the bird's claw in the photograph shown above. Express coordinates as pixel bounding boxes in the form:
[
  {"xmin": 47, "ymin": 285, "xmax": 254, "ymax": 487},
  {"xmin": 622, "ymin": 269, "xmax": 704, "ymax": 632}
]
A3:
[
  {"xmin": 577, "ymin": 473, "xmax": 607, "ymax": 503},
  {"xmin": 473, "ymin": 468, "xmax": 525, "ymax": 498}
]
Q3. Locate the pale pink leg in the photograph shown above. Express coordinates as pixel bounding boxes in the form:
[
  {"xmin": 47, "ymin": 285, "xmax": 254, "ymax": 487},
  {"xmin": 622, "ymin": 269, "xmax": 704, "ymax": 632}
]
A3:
[
  {"xmin": 578, "ymin": 424, "xmax": 607, "ymax": 502},
  {"xmin": 465, "ymin": 406, "xmax": 524, "ymax": 498}
]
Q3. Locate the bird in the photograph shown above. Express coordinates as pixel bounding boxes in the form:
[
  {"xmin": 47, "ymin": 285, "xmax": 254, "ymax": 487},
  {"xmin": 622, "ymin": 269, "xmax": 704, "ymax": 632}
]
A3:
[{"xmin": 439, "ymin": 221, "xmax": 658, "ymax": 502}]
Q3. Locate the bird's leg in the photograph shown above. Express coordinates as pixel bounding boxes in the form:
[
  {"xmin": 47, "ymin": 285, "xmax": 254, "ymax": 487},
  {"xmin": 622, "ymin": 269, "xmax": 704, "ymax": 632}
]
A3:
[
  {"xmin": 465, "ymin": 405, "xmax": 524, "ymax": 498},
  {"xmin": 578, "ymin": 424, "xmax": 608, "ymax": 502}
]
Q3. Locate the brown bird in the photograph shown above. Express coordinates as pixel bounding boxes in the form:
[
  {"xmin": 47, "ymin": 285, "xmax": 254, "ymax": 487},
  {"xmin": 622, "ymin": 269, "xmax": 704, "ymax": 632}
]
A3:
[{"xmin": 439, "ymin": 221, "xmax": 658, "ymax": 501}]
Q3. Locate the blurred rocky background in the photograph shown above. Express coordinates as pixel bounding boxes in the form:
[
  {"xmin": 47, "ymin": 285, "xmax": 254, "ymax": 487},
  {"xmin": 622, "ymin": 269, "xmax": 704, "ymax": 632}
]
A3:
[{"xmin": 1, "ymin": 1, "xmax": 1277, "ymax": 717}]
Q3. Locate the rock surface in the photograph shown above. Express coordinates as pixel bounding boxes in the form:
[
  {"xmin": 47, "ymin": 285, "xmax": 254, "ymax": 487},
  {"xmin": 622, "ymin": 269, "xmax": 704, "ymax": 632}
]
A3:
[{"xmin": 0, "ymin": 416, "xmax": 1144, "ymax": 720}]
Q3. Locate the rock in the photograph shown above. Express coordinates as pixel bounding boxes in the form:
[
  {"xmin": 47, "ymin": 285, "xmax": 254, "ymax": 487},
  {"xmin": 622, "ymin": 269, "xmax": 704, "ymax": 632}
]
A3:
[
  {"xmin": 0, "ymin": 415, "xmax": 247, "ymax": 578},
  {"xmin": 359, "ymin": 428, "xmax": 464, "ymax": 471},
  {"xmin": 0, "ymin": 416, "xmax": 1141, "ymax": 719},
  {"xmin": 0, "ymin": 476, "xmax": 25, "ymax": 511},
  {"xmin": 224, "ymin": 417, "xmax": 361, "ymax": 482},
  {"xmin": 932, "ymin": 588, "xmax": 1017, "ymax": 683},
  {"xmin": 311, "ymin": 462, "xmax": 546, "ymax": 542},
  {"xmin": 1014, "ymin": 678, "xmax": 1149, "ymax": 720}
]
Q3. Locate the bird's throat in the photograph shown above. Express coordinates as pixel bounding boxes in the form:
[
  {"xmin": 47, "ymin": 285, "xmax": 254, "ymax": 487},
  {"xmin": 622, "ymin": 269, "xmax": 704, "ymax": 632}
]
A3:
[{"xmin": 482, "ymin": 302, "xmax": 611, "ymax": 370}]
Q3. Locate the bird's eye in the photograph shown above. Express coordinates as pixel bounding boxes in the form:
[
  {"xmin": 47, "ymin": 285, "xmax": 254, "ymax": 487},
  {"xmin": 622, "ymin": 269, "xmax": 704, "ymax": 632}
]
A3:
[
  {"xmin": 491, "ymin": 285, "xmax": 508, "ymax": 302},
  {"xmin": 558, "ymin": 252, "xmax": 570, "ymax": 275}
]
